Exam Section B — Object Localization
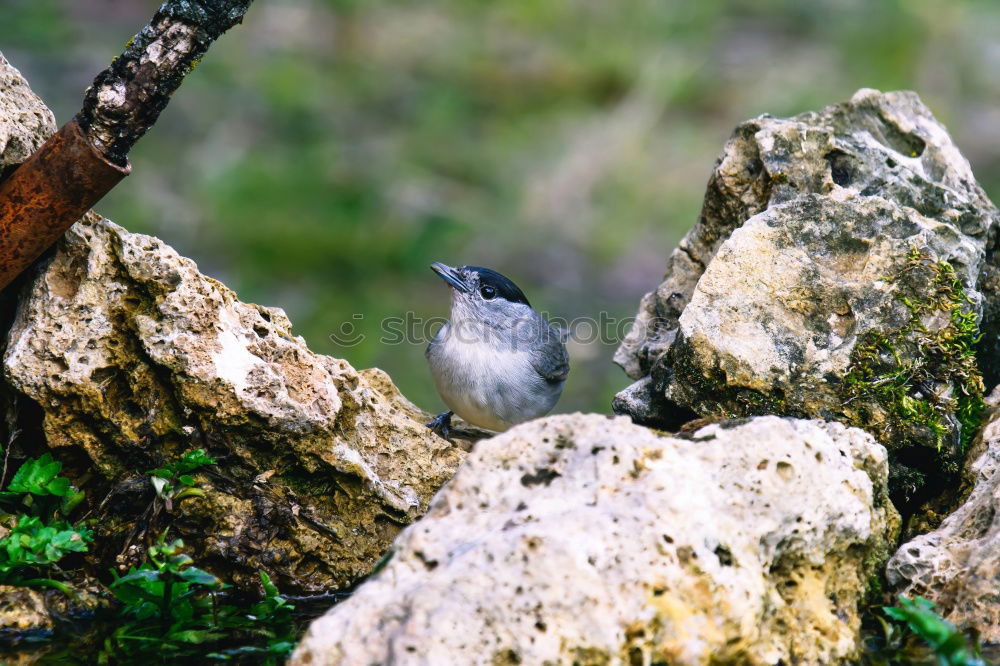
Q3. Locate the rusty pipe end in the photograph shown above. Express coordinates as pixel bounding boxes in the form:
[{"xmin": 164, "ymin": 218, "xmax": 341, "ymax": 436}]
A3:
[{"xmin": 0, "ymin": 117, "xmax": 130, "ymax": 291}]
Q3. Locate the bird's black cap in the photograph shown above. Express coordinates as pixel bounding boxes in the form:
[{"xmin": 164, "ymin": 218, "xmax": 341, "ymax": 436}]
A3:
[{"xmin": 464, "ymin": 266, "xmax": 531, "ymax": 307}]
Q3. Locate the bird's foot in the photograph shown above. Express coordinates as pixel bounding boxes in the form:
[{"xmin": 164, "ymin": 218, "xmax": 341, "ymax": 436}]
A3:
[{"xmin": 426, "ymin": 410, "xmax": 454, "ymax": 440}]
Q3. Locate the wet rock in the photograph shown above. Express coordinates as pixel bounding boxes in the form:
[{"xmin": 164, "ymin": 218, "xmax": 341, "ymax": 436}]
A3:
[
  {"xmin": 614, "ymin": 90, "xmax": 997, "ymax": 499},
  {"xmin": 886, "ymin": 392, "xmax": 1000, "ymax": 641},
  {"xmin": 291, "ymin": 414, "xmax": 898, "ymax": 666},
  {"xmin": 0, "ymin": 577, "xmax": 106, "ymax": 648},
  {"xmin": 2, "ymin": 213, "xmax": 466, "ymax": 593},
  {"xmin": 0, "ymin": 53, "xmax": 56, "ymax": 171},
  {"xmin": 0, "ymin": 587, "xmax": 51, "ymax": 636}
]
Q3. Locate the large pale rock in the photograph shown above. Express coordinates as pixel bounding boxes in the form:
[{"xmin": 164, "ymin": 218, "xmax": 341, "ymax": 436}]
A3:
[
  {"xmin": 613, "ymin": 90, "xmax": 997, "ymax": 500},
  {"xmin": 0, "ymin": 53, "xmax": 55, "ymax": 170},
  {"xmin": 886, "ymin": 394, "xmax": 1000, "ymax": 641},
  {"xmin": 2, "ymin": 213, "xmax": 465, "ymax": 592},
  {"xmin": 291, "ymin": 414, "xmax": 898, "ymax": 666},
  {"xmin": 665, "ymin": 195, "xmax": 982, "ymax": 479}
]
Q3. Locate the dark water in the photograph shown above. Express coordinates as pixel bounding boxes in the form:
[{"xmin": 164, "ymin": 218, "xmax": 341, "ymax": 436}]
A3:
[
  {"xmin": 3, "ymin": 597, "xmax": 996, "ymax": 664},
  {"xmin": 0, "ymin": 591, "xmax": 351, "ymax": 664}
]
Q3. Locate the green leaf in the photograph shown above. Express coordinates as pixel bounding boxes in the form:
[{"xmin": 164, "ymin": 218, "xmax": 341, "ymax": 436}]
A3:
[
  {"xmin": 112, "ymin": 569, "xmax": 162, "ymax": 586},
  {"xmin": 147, "ymin": 467, "xmax": 174, "ymax": 480},
  {"xmin": 259, "ymin": 571, "xmax": 278, "ymax": 598},
  {"xmin": 172, "ymin": 487, "xmax": 206, "ymax": 501},
  {"xmin": 883, "ymin": 605, "xmax": 908, "ymax": 621},
  {"xmin": 167, "ymin": 629, "xmax": 220, "ymax": 644},
  {"xmin": 166, "ymin": 553, "xmax": 194, "ymax": 569},
  {"xmin": 178, "ymin": 566, "xmax": 219, "ymax": 586},
  {"xmin": 45, "ymin": 477, "xmax": 71, "ymax": 497},
  {"xmin": 6, "ymin": 454, "xmax": 75, "ymax": 497},
  {"xmin": 882, "ymin": 596, "xmax": 984, "ymax": 666}
]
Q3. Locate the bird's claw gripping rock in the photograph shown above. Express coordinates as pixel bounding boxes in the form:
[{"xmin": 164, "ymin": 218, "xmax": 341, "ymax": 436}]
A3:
[{"xmin": 426, "ymin": 411, "xmax": 454, "ymax": 440}]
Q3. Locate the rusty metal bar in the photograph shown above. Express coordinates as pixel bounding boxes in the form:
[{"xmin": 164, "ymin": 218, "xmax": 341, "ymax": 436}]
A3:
[
  {"xmin": 0, "ymin": 119, "xmax": 129, "ymax": 288},
  {"xmin": 0, "ymin": 0, "xmax": 255, "ymax": 292}
]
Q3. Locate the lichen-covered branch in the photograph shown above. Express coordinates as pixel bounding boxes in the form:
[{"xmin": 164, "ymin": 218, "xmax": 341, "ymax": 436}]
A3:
[{"xmin": 76, "ymin": 0, "xmax": 254, "ymax": 167}]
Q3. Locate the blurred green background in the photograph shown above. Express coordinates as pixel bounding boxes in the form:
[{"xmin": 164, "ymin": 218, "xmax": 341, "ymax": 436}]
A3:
[{"xmin": 2, "ymin": 0, "xmax": 998, "ymax": 415}]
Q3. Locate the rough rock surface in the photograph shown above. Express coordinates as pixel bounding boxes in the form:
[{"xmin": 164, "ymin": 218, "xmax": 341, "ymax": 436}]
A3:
[
  {"xmin": 0, "ymin": 53, "xmax": 55, "ymax": 170},
  {"xmin": 1, "ymin": 213, "xmax": 465, "ymax": 592},
  {"xmin": 886, "ymin": 392, "xmax": 1000, "ymax": 641},
  {"xmin": 616, "ymin": 88, "xmax": 997, "ymax": 381},
  {"xmin": 291, "ymin": 414, "xmax": 898, "ymax": 666},
  {"xmin": 613, "ymin": 89, "xmax": 997, "ymax": 496},
  {"xmin": 667, "ymin": 195, "xmax": 981, "ymax": 459}
]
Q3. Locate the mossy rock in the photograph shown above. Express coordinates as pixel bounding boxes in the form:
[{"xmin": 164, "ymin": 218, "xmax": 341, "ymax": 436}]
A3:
[
  {"xmin": 614, "ymin": 89, "xmax": 999, "ymax": 511},
  {"xmin": 658, "ymin": 195, "xmax": 984, "ymax": 509}
]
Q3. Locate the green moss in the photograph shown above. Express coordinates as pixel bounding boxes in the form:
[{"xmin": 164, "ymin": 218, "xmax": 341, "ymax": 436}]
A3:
[
  {"xmin": 867, "ymin": 571, "xmax": 884, "ymax": 600},
  {"xmin": 862, "ymin": 546, "xmax": 890, "ymax": 603},
  {"xmin": 844, "ymin": 249, "xmax": 985, "ymax": 453}
]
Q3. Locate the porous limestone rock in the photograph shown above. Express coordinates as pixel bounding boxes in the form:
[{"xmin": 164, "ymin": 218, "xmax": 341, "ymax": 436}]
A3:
[
  {"xmin": 2, "ymin": 212, "xmax": 466, "ymax": 592},
  {"xmin": 666, "ymin": 195, "xmax": 982, "ymax": 479},
  {"xmin": 0, "ymin": 53, "xmax": 56, "ymax": 170},
  {"xmin": 615, "ymin": 88, "xmax": 997, "ymax": 382},
  {"xmin": 291, "ymin": 414, "xmax": 898, "ymax": 666},
  {"xmin": 886, "ymin": 393, "xmax": 1000, "ymax": 641},
  {"xmin": 613, "ymin": 89, "xmax": 998, "ymax": 498}
]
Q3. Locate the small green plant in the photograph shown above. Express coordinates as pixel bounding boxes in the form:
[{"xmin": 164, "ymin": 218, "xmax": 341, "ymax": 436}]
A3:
[
  {"xmin": 2, "ymin": 452, "xmax": 71, "ymax": 497},
  {"xmin": 207, "ymin": 572, "xmax": 297, "ymax": 661},
  {"xmin": 147, "ymin": 448, "xmax": 217, "ymax": 510},
  {"xmin": 0, "ymin": 515, "xmax": 92, "ymax": 594},
  {"xmin": 0, "ymin": 451, "xmax": 91, "ymax": 593},
  {"xmin": 100, "ymin": 532, "xmax": 297, "ymax": 663},
  {"xmin": 0, "ymin": 452, "xmax": 86, "ymax": 514},
  {"xmin": 95, "ymin": 449, "xmax": 299, "ymax": 660},
  {"xmin": 148, "ymin": 448, "xmax": 217, "ymax": 480},
  {"xmin": 864, "ymin": 596, "xmax": 985, "ymax": 666}
]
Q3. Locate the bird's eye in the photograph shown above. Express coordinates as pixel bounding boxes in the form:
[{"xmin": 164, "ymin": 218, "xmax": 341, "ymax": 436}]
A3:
[{"xmin": 480, "ymin": 285, "xmax": 496, "ymax": 299}]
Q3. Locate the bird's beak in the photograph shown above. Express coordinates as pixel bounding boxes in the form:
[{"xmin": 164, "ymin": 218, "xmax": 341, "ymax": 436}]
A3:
[{"xmin": 430, "ymin": 262, "xmax": 470, "ymax": 293}]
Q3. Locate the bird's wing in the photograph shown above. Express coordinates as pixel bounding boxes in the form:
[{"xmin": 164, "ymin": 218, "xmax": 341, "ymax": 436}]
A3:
[
  {"xmin": 530, "ymin": 322, "xmax": 569, "ymax": 384},
  {"xmin": 425, "ymin": 322, "xmax": 448, "ymax": 358}
]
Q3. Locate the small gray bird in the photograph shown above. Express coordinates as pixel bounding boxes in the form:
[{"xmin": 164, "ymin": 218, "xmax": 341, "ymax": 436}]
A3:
[{"xmin": 425, "ymin": 262, "xmax": 569, "ymax": 438}]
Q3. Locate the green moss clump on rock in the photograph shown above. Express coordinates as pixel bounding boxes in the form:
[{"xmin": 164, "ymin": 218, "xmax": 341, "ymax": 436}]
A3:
[
  {"xmin": 844, "ymin": 248, "xmax": 985, "ymax": 502},
  {"xmin": 845, "ymin": 249, "xmax": 984, "ymax": 449}
]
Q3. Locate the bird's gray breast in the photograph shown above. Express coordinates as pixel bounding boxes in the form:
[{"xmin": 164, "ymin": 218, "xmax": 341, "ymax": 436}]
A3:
[{"xmin": 426, "ymin": 321, "xmax": 564, "ymax": 431}]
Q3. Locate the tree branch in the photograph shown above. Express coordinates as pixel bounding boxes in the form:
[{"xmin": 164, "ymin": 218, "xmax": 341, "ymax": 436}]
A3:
[{"xmin": 77, "ymin": 0, "xmax": 253, "ymax": 167}]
